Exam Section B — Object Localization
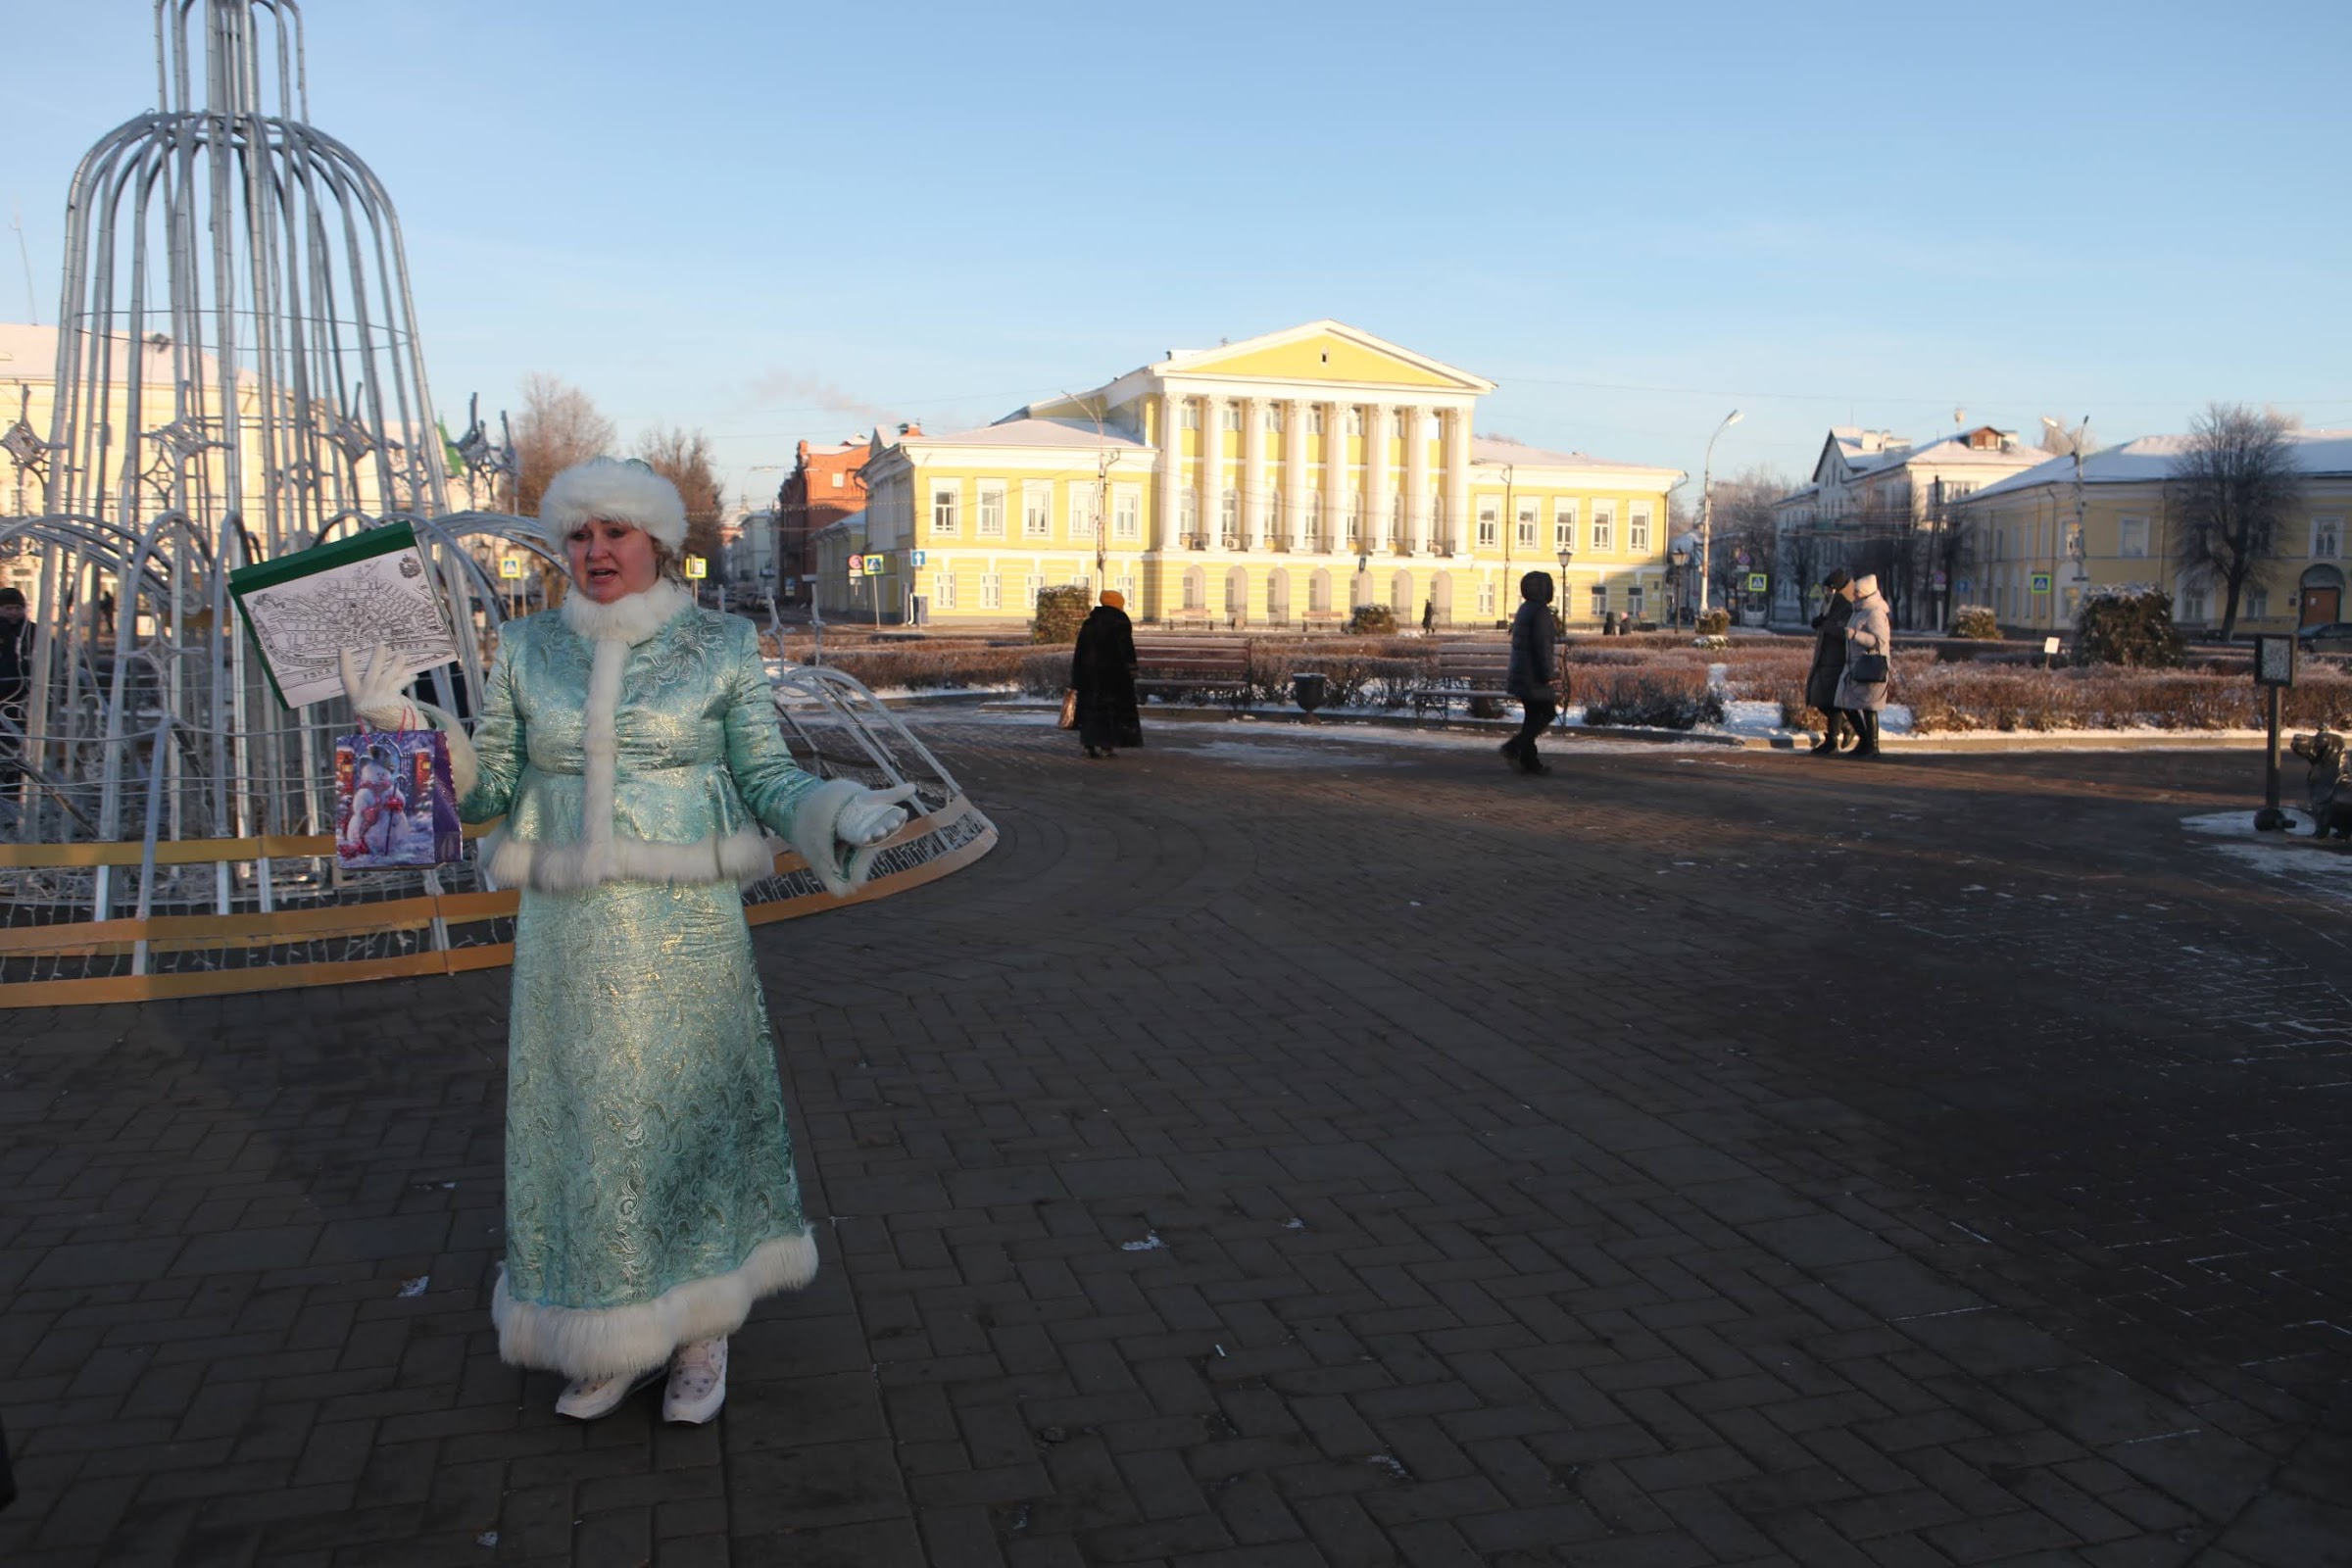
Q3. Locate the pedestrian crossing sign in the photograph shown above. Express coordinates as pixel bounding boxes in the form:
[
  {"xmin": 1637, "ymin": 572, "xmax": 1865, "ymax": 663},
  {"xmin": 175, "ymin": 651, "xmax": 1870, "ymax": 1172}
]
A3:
[
  {"xmin": 684, "ymin": 556, "xmax": 708, "ymax": 579},
  {"xmin": 1745, "ymin": 572, "xmax": 1768, "ymax": 593},
  {"xmin": 2031, "ymin": 571, "xmax": 2052, "ymax": 594},
  {"xmin": 498, "ymin": 558, "xmax": 523, "ymax": 579}
]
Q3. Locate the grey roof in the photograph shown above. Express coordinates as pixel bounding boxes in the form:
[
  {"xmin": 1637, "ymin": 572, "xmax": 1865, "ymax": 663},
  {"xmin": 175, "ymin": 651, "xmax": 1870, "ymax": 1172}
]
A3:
[{"xmin": 1470, "ymin": 437, "xmax": 1680, "ymax": 477}]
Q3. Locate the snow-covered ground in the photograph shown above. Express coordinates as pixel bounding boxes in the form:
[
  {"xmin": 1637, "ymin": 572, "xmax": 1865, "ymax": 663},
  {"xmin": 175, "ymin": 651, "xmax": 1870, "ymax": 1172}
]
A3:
[{"xmin": 2180, "ymin": 808, "xmax": 2352, "ymax": 899}]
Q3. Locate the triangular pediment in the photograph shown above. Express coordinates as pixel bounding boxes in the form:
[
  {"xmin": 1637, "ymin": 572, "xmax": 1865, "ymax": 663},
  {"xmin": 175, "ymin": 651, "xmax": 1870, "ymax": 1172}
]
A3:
[{"xmin": 1162, "ymin": 320, "xmax": 1494, "ymax": 393}]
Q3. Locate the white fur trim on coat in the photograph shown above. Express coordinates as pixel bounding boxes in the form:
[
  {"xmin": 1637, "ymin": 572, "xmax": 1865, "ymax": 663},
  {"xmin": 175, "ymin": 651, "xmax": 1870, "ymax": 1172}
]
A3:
[
  {"xmin": 538, "ymin": 460, "xmax": 689, "ymax": 553},
  {"xmin": 492, "ymin": 1230, "xmax": 818, "ymax": 1378},
  {"xmin": 484, "ymin": 824, "xmax": 776, "ymax": 892},
  {"xmin": 560, "ymin": 577, "xmax": 691, "ymax": 645}
]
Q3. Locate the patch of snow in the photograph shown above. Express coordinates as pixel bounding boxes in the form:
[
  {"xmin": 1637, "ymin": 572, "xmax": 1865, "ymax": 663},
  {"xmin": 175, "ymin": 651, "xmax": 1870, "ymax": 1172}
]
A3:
[
  {"xmin": 1724, "ymin": 699, "xmax": 1782, "ymax": 732},
  {"xmin": 1120, "ymin": 1233, "xmax": 1166, "ymax": 1252}
]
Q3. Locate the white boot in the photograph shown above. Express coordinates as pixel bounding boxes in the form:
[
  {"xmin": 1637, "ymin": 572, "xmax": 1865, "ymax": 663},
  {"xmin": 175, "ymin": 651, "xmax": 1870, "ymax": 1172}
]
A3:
[
  {"xmin": 553, "ymin": 1365, "xmax": 662, "ymax": 1421},
  {"xmin": 662, "ymin": 1337, "xmax": 728, "ymax": 1425}
]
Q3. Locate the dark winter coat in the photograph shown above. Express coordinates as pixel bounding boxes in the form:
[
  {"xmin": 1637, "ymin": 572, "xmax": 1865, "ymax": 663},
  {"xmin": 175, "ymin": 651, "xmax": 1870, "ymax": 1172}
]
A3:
[
  {"xmin": 1069, "ymin": 606, "xmax": 1142, "ymax": 749},
  {"xmin": 1506, "ymin": 600, "xmax": 1557, "ymax": 701},
  {"xmin": 1805, "ymin": 596, "xmax": 1851, "ymax": 711}
]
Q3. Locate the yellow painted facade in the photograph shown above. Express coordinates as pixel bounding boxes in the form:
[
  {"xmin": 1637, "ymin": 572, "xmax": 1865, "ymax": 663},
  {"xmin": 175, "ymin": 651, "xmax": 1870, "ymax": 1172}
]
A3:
[
  {"xmin": 1951, "ymin": 435, "xmax": 2352, "ymax": 634},
  {"xmin": 853, "ymin": 321, "xmax": 1684, "ymax": 629}
]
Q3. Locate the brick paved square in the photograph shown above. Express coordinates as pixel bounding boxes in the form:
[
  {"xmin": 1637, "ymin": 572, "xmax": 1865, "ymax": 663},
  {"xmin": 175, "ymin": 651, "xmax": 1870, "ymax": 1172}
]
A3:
[{"xmin": 3, "ymin": 722, "xmax": 2349, "ymax": 1565}]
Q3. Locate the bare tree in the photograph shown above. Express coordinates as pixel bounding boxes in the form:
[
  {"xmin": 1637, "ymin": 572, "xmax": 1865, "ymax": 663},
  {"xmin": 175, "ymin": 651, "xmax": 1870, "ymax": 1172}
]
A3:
[
  {"xmin": 2170, "ymin": 403, "xmax": 2305, "ymax": 640},
  {"xmin": 1702, "ymin": 466, "xmax": 1788, "ymax": 610},
  {"xmin": 511, "ymin": 373, "xmax": 615, "ymax": 516},
  {"xmin": 635, "ymin": 425, "xmax": 727, "ymax": 568},
  {"xmin": 2038, "ymin": 416, "xmax": 2099, "ymax": 457}
]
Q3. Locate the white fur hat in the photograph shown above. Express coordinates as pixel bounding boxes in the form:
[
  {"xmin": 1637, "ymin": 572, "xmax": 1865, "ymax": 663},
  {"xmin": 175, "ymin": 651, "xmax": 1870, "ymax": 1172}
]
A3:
[{"xmin": 537, "ymin": 458, "xmax": 687, "ymax": 552}]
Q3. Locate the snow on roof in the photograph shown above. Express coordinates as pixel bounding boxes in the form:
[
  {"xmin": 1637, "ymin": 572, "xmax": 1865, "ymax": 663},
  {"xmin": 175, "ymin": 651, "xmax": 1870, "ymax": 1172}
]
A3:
[
  {"xmin": 1470, "ymin": 436, "xmax": 1680, "ymax": 476},
  {"xmin": 1964, "ymin": 427, "xmax": 2352, "ymax": 502},
  {"xmin": 921, "ymin": 416, "xmax": 1148, "ymax": 450}
]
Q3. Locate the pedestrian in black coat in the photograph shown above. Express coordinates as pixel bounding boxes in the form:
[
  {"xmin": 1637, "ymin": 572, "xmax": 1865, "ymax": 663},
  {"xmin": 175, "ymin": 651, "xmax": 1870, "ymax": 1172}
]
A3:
[
  {"xmin": 1805, "ymin": 569, "xmax": 1853, "ymax": 755},
  {"xmin": 1500, "ymin": 572, "xmax": 1559, "ymax": 775},
  {"xmin": 1069, "ymin": 591, "xmax": 1142, "ymax": 759}
]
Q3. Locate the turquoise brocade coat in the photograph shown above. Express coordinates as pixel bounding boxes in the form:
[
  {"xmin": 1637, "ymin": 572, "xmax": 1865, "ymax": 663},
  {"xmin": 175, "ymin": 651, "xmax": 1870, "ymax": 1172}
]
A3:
[{"xmin": 456, "ymin": 581, "xmax": 847, "ymax": 1378}]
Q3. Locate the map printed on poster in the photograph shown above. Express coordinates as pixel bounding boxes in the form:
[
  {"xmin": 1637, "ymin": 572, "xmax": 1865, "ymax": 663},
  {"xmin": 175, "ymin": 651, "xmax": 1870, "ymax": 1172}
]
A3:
[{"xmin": 228, "ymin": 523, "xmax": 457, "ymax": 709}]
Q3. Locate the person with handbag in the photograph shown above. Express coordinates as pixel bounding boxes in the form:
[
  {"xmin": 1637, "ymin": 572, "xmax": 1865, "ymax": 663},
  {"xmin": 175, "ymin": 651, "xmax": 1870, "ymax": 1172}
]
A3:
[
  {"xmin": 1834, "ymin": 572, "xmax": 1893, "ymax": 759},
  {"xmin": 340, "ymin": 458, "xmax": 913, "ymax": 1425},
  {"xmin": 1805, "ymin": 568, "xmax": 1854, "ymax": 755},
  {"xmin": 1068, "ymin": 589, "xmax": 1141, "ymax": 760}
]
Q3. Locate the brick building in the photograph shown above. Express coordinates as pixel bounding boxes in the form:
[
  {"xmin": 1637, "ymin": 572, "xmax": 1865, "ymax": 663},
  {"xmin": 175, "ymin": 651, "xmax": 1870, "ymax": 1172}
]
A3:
[{"xmin": 778, "ymin": 430, "xmax": 916, "ymax": 592}]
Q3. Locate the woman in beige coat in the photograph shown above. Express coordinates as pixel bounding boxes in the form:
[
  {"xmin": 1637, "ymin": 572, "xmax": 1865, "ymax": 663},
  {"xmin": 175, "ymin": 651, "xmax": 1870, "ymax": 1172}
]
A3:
[{"xmin": 1832, "ymin": 573, "xmax": 1892, "ymax": 759}]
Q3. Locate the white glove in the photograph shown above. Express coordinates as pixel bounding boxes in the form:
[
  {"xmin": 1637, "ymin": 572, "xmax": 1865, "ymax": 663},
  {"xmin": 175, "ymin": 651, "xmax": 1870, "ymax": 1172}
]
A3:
[
  {"xmin": 836, "ymin": 783, "xmax": 918, "ymax": 848},
  {"xmin": 337, "ymin": 642, "xmax": 418, "ymax": 731}
]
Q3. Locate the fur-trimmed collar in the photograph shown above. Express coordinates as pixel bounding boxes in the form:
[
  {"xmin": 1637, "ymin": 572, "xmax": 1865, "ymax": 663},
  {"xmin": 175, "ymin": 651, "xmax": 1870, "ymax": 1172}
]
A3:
[{"xmin": 560, "ymin": 578, "xmax": 693, "ymax": 645}]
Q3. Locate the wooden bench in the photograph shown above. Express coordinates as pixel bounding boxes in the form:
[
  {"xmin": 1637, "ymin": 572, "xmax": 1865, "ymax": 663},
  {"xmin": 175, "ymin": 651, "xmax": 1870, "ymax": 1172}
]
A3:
[
  {"xmin": 1133, "ymin": 634, "xmax": 1253, "ymax": 710},
  {"xmin": 1409, "ymin": 641, "xmax": 1567, "ymax": 720}
]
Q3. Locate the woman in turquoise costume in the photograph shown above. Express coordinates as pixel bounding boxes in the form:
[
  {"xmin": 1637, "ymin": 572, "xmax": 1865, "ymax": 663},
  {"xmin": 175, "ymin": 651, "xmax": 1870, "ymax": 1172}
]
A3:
[{"xmin": 342, "ymin": 459, "xmax": 909, "ymax": 1424}]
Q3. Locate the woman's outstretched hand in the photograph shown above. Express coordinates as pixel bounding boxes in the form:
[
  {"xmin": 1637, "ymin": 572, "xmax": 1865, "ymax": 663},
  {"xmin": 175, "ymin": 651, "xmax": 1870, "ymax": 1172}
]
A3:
[
  {"xmin": 338, "ymin": 642, "xmax": 418, "ymax": 732},
  {"xmin": 836, "ymin": 783, "xmax": 918, "ymax": 847}
]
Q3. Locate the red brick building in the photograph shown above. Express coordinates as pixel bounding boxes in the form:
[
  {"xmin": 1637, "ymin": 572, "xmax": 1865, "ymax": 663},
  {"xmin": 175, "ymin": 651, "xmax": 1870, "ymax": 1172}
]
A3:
[{"xmin": 778, "ymin": 429, "xmax": 917, "ymax": 589}]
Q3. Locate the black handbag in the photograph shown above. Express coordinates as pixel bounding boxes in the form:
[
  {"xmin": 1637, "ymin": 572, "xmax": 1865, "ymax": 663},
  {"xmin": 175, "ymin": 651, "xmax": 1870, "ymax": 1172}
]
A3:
[{"xmin": 1848, "ymin": 651, "xmax": 1889, "ymax": 683}]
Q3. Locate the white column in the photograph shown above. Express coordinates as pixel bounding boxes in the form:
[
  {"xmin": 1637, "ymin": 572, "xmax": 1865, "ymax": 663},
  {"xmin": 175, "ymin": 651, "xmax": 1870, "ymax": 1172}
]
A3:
[
  {"xmin": 1326, "ymin": 400, "xmax": 1351, "ymax": 552},
  {"xmin": 1283, "ymin": 397, "xmax": 1308, "ymax": 550},
  {"xmin": 1444, "ymin": 406, "xmax": 1471, "ymax": 560},
  {"xmin": 1199, "ymin": 392, "xmax": 1224, "ymax": 546},
  {"xmin": 1156, "ymin": 391, "xmax": 1182, "ymax": 551},
  {"xmin": 1365, "ymin": 403, "xmax": 1392, "ymax": 555},
  {"xmin": 1240, "ymin": 395, "xmax": 1266, "ymax": 551},
  {"xmin": 1404, "ymin": 405, "xmax": 1432, "ymax": 556}
]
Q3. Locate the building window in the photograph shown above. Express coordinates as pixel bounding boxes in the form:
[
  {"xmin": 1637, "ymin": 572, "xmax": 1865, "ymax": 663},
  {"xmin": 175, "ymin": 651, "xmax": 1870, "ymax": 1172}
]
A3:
[
  {"xmin": 1220, "ymin": 489, "xmax": 1240, "ymax": 546},
  {"xmin": 1591, "ymin": 584, "xmax": 1609, "ymax": 614},
  {"xmin": 1025, "ymin": 573, "xmax": 1044, "ymax": 611},
  {"xmin": 981, "ymin": 572, "xmax": 1002, "ymax": 610},
  {"xmin": 1183, "ymin": 569, "xmax": 1204, "ymax": 611},
  {"xmin": 931, "ymin": 483, "xmax": 958, "ymax": 534},
  {"xmin": 831, "ymin": 471, "xmax": 844, "ymax": 489},
  {"xmin": 1629, "ymin": 505, "xmax": 1652, "ymax": 553},
  {"xmin": 978, "ymin": 482, "xmax": 1006, "ymax": 538},
  {"xmin": 1180, "ymin": 491, "xmax": 1199, "ymax": 540},
  {"xmin": 1477, "ymin": 578, "xmax": 1495, "ymax": 616},
  {"xmin": 1115, "ymin": 571, "xmax": 1135, "ymax": 603},
  {"xmin": 2248, "ymin": 585, "xmax": 2271, "ymax": 619},
  {"xmin": 1515, "ymin": 498, "xmax": 1539, "ymax": 550},
  {"xmin": 2118, "ymin": 515, "xmax": 2149, "ymax": 558},
  {"xmin": 2314, "ymin": 516, "xmax": 2343, "ymax": 559},
  {"xmin": 1114, "ymin": 485, "xmax": 1140, "ymax": 540},
  {"xmin": 935, "ymin": 570, "xmax": 956, "ymax": 610},
  {"xmin": 1265, "ymin": 489, "xmax": 1282, "ymax": 542},
  {"xmin": 1069, "ymin": 487, "xmax": 1097, "ymax": 539},
  {"xmin": 1477, "ymin": 498, "xmax": 1499, "ymax": 548},
  {"xmin": 1348, "ymin": 492, "xmax": 1364, "ymax": 545},
  {"xmin": 1265, "ymin": 405, "xmax": 1284, "ymax": 434},
  {"xmin": 1181, "ymin": 401, "xmax": 1200, "ymax": 430},
  {"xmin": 2178, "ymin": 581, "xmax": 2208, "ymax": 621},
  {"xmin": 1591, "ymin": 507, "xmax": 1614, "ymax": 552},
  {"xmin": 1553, "ymin": 500, "xmax": 1576, "ymax": 549},
  {"xmin": 1305, "ymin": 491, "xmax": 1322, "ymax": 549},
  {"xmin": 1627, "ymin": 586, "xmax": 1644, "ymax": 615},
  {"xmin": 1023, "ymin": 484, "xmax": 1051, "ymax": 539},
  {"xmin": 1308, "ymin": 407, "xmax": 1325, "ymax": 435},
  {"xmin": 1429, "ymin": 491, "xmax": 1446, "ymax": 549},
  {"xmin": 1221, "ymin": 406, "xmax": 1242, "ymax": 432},
  {"xmin": 1389, "ymin": 492, "xmax": 1404, "ymax": 547},
  {"xmin": 1390, "ymin": 411, "xmax": 1404, "ymax": 438}
]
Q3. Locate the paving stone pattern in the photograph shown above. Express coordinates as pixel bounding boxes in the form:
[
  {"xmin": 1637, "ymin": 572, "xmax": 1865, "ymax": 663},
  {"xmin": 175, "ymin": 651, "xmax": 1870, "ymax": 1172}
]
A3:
[{"xmin": 2, "ymin": 719, "xmax": 2348, "ymax": 1567}]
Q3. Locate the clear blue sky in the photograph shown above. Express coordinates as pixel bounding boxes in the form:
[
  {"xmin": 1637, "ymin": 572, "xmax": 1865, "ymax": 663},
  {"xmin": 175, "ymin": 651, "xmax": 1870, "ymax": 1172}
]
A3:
[{"xmin": 11, "ymin": 1, "xmax": 2352, "ymax": 507}]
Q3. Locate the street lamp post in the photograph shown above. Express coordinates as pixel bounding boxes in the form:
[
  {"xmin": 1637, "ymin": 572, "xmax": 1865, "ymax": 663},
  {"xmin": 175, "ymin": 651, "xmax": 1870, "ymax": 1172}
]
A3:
[
  {"xmin": 1669, "ymin": 546, "xmax": 1690, "ymax": 626},
  {"xmin": 1555, "ymin": 544, "xmax": 1574, "ymax": 628},
  {"xmin": 1697, "ymin": 409, "xmax": 1743, "ymax": 616}
]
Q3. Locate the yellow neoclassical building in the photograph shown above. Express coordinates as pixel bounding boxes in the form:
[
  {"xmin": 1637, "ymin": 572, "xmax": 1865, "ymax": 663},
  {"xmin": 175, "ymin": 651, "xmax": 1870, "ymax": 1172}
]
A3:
[{"xmin": 850, "ymin": 321, "xmax": 1684, "ymax": 629}]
